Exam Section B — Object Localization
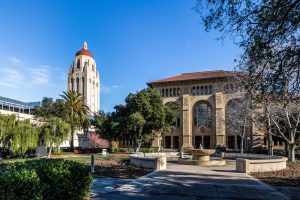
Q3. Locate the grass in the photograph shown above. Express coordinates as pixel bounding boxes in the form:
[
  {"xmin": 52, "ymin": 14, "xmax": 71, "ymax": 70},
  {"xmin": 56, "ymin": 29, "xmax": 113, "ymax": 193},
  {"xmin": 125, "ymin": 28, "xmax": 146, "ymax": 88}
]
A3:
[{"xmin": 0, "ymin": 154, "xmax": 129, "ymax": 164}]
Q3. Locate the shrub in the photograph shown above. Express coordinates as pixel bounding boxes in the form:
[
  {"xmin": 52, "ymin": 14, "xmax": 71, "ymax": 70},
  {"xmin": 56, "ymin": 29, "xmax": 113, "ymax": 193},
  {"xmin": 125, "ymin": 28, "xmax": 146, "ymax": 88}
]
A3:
[{"xmin": 0, "ymin": 159, "xmax": 92, "ymax": 200}]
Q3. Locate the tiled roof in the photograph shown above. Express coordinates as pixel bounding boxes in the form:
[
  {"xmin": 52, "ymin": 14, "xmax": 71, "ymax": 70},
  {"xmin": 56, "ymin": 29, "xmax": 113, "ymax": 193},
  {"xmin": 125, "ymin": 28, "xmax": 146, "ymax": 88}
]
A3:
[
  {"xmin": 147, "ymin": 70, "xmax": 232, "ymax": 86},
  {"xmin": 76, "ymin": 49, "xmax": 94, "ymax": 58}
]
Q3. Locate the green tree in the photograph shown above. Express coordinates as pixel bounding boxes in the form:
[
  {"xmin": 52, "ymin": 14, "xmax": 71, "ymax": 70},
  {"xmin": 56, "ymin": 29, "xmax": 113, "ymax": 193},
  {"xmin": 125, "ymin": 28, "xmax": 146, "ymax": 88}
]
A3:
[
  {"xmin": 40, "ymin": 117, "xmax": 70, "ymax": 158},
  {"xmin": 95, "ymin": 88, "xmax": 179, "ymax": 152},
  {"xmin": 0, "ymin": 114, "xmax": 40, "ymax": 156},
  {"xmin": 60, "ymin": 91, "xmax": 90, "ymax": 150},
  {"xmin": 34, "ymin": 97, "xmax": 68, "ymax": 120}
]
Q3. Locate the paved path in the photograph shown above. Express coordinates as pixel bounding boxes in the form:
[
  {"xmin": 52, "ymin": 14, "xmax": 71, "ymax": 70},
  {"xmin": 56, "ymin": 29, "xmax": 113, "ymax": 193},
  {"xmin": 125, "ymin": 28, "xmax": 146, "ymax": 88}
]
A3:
[{"xmin": 92, "ymin": 161, "xmax": 290, "ymax": 200}]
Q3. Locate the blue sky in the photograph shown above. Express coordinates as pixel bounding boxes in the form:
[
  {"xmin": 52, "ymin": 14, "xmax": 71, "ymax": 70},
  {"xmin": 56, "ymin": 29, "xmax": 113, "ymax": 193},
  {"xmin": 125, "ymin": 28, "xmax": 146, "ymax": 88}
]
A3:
[{"xmin": 0, "ymin": 0, "xmax": 240, "ymax": 112}]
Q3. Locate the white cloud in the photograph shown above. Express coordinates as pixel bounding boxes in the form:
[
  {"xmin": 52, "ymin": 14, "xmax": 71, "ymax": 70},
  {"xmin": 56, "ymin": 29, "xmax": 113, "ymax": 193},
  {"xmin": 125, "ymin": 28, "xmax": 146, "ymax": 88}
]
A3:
[
  {"xmin": 28, "ymin": 66, "xmax": 50, "ymax": 85},
  {"xmin": 112, "ymin": 85, "xmax": 124, "ymax": 89},
  {"xmin": 7, "ymin": 56, "xmax": 23, "ymax": 66},
  {"xmin": 0, "ymin": 56, "xmax": 54, "ymax": 89}
]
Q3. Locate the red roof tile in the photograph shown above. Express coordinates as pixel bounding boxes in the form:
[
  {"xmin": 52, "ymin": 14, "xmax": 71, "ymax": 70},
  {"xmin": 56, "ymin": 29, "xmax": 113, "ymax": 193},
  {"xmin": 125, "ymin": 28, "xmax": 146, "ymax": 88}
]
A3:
[
  {"xmin": 76, "ymin": 49, "xmax": 94, "ymax": 58},
  {"xmin": 147, "ymin": 70, "xmax": 232, "ymax": 86}
]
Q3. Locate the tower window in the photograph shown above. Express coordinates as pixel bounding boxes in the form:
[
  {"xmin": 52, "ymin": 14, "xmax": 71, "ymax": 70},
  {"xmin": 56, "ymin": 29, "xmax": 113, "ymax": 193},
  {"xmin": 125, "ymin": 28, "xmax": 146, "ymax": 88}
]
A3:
[
  {"xmin": 76, "ymin": 77, "xmax": 79, "ymax": 93},
  {"xmin": 82, "ymin": 77, "xmax": 85, "ymax": 95},
  {"xmin": 77, "ymin": 59, "xmax": 80, "ymax": 68},
  {"xmin": 71, "ymin": 78, "xmax": 74, "ymax": 91}
]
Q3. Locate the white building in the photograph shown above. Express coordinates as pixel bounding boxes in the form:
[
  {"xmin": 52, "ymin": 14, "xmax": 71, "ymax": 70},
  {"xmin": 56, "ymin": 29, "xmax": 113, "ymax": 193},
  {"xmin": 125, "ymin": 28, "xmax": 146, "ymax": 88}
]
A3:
[{"xmin": 67, "ymin": 42, "xmax": 100, "ymax": 114}]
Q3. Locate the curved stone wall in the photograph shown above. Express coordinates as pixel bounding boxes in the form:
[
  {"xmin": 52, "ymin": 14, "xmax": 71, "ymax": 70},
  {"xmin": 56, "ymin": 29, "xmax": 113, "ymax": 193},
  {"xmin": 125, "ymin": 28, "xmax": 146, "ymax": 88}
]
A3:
[{"xmin": 236, "ymin": 156, "xmax": 288, "ymax": 173}]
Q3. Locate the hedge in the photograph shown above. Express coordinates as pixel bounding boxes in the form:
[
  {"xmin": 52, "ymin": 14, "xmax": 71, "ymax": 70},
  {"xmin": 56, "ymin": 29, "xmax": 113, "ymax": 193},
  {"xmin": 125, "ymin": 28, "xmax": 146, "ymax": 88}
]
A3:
[{"xmin": 0, "ymin": 159, "xmax": 92, "ymax": 200}]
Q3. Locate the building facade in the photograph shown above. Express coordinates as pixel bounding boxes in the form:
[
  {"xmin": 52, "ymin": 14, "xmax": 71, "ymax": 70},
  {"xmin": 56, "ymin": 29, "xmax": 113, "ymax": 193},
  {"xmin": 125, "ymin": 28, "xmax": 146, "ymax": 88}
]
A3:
[
  {"xmin": 148, "ymin": 70, "xmax": 265, "ymax": 151},
  {"xmin": 68, "ymin": 42, "xmax": 100, "ymax": 113}
]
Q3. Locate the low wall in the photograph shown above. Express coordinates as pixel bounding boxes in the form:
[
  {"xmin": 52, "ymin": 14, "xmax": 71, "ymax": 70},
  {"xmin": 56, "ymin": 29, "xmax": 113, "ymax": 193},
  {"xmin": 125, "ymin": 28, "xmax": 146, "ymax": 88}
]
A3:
[
  {"xmin": 236, "ymin": 156, "xmax": 288, "ymax": 173},
  {"xmin": 134, "ymin": 152, "xmax": 179, "ymax": 160},
  {"xmin": 130, "ymin": 155, "xmax": 166, "ymax": 171}
]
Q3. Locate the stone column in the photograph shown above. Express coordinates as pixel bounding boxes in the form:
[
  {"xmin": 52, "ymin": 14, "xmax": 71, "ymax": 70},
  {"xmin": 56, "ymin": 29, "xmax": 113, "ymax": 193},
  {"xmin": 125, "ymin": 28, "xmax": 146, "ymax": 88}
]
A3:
[
  {"xmin": 215, "ymin": 92, "xmax": 226, "ymax": 147},
  {"xmin": 181, "ymin": 95, "xmax": 193, "ymax": 150}
]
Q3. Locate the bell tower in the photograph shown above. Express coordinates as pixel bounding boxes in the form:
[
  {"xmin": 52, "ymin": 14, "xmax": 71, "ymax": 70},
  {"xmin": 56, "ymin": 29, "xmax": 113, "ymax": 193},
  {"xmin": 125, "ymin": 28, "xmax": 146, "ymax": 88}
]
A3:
[{"xmin": 67, "ymin": 42, "xmax": 100, "ymax": 113}]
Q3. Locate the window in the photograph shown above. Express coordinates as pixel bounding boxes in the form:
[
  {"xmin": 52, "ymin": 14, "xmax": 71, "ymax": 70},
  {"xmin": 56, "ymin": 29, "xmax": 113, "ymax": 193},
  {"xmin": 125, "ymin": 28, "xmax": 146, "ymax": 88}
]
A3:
[
  {"xmin": 193, "ymin": 103, "xmax": 212, "ymax": 127},
  {"xmin": 162, "ymin": 89, "xmax": 165, "ymax": 97},
  {"xmin": 166, "ymin": 89, "xmax": 169, "ymax": 97},
  {"xmin": 200, "ymin": 86, "xmax": 204, "ymax": 94},
  {"xmin": 196, "ymin": 86, "xmax": 200, "ymax": 95},
  {"xmin": 76, "ymin": 78, "xmax": 79, "ymax": 93},
  {"xmin": 177, "ymin": 88, "xmax": 181, "ymax": 96},
  {"xmin": 192, "ymin": 87, "xmax": 196, "ymax": 95},
  {"xmin": 173, "ymin": 88, "xmax": 176, "ymax": 96},
  {"xmin": 82, "ymin": 77, "xmax": 84, "ymax": 94},
  {"xmin": 204, "ymin": 86, "xmax": 208, "ymax": 94},
  {"xmin": 92, "ymin": 65, "xmax": 95, "ymax": 71},
  {"xmin": 208, "ymin": 86, "xmax": 213, "ymax": 94},
  {"xmin": 169, "ymin": 88, "xmax": 172, "ymax": 97},
  {"xmin": 77, "ymin": 59, "xmax": 80, "ymax": 68},
  {"xmin": 71, "ymin": 78, "xmax": 74, "ymax": 91}
]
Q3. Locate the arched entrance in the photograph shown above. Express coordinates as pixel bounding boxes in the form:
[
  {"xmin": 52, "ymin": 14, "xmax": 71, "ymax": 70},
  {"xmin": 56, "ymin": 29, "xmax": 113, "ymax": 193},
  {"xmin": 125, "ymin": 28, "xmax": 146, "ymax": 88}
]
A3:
[{"xmin": 192, "ymin": 101, "xmax": 213, "ymax": 149}]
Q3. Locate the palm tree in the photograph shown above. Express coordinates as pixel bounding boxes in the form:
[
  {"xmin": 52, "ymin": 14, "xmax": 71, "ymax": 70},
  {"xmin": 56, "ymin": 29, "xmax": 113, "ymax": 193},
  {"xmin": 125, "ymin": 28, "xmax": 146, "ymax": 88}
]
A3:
[
  {"xmin": 41, "ymin": 117, "xmax": 70, "ymax": 158},
  {"xmin": 60, "ymin": 91, "xmax": 90, "ymax": 151}
]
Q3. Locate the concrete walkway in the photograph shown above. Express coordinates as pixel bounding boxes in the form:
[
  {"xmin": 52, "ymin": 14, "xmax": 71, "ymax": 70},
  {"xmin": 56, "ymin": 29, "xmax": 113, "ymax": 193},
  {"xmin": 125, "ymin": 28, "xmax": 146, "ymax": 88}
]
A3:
[{"xmin": 92, "ymin": 161, "xmax": 290, "ymax": 200}]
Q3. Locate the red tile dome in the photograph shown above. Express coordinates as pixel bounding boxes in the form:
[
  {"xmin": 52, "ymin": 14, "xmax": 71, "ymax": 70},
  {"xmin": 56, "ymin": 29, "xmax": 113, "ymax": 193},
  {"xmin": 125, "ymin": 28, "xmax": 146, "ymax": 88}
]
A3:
[
  {"xmin": 76, "ymin": 49, "xmax": 94, "ymax": 58},
  {"xmin": 75, "ymin": 42, "xmax": 94, "ymax": 58}
]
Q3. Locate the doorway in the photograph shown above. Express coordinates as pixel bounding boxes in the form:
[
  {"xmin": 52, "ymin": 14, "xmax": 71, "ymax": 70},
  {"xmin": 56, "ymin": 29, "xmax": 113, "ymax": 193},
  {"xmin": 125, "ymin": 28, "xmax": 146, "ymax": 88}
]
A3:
[
  {"xmin": 165, "ymin": 136, "xmax": 171, "ymax": 149},
  {"xmin": 195, "ymin": 136, "xmax": 202, "ymax": 149},
  {"xmin": 173, "ymin": 136, "xmax": 180, "ymax": 149},
  {"xmin": 204, "ymin": 136, "xmax": 210, "ymax": 149},
  {"xmin": 227, "ymin": 136, "xmax": 235, "ymax": 149}
]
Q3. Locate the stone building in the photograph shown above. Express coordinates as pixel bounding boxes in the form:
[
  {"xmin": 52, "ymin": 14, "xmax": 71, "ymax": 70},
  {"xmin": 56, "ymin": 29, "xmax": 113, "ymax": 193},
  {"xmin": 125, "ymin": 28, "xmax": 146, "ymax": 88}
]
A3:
[
  {"xmin": 147, "ymin": 70, "xmax": 265, "ymax": 151},
  {"xmin": 68, "ymin": 42, "xmax": 100, "ymax": 114}
]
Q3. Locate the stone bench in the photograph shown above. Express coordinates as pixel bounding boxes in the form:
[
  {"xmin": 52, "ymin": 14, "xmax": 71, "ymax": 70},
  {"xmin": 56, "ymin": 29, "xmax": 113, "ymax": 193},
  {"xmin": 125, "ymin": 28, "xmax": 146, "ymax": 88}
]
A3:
[
  {"xmin": 236, "ymin": 156, "xmax": 288, "ymax": 173},
  {"xmin": 130, "ymin": 155, "xmax": 166, "ymax": 171}
]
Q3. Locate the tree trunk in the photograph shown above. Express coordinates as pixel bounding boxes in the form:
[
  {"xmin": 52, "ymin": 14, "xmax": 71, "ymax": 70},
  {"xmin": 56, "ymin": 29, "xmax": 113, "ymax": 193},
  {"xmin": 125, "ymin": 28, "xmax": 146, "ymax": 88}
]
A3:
[
  {"xmin": 268, "ymin": 132, "xmax": 273, "ymax": 156},
  {"xmin": 240, "ymin": 138, "xmax": 244, "ymax": 154},
  {"xmin": 265, "ymin": 103, "xmax": 273, "ymax": 155},
  {"xmin": 57, "ymin": 146, "xmax": 60, "ymax": 155},
  {"xmin": 48, "ymin": 143, "xmax": 53, "ymax": 158},
  {"xmin": 70, "ymin": 128, "xmax": 74, "ymax": 151},
  {"xmin": 288, "ymin": 144, "xmax": 295, "ymax": 162}
]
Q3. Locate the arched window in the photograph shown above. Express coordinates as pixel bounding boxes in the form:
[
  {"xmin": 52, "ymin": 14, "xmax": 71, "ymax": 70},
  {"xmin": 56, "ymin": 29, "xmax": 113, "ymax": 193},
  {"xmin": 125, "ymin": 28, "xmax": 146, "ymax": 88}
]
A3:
[
  {"xmin": 169, "ymin": 88, "xmax": 172, "ymax": 97},
  {"xmin": 77, "ymin": 59, "xmax": 80, "ymax": 68},
  {"xmin": 192, "ymin": 87, "xmax": 196, "ymax": 95},
  {"xmin": 82, "ymin": 77, "xmax": 85, "ymax": 94},
  {"xmin": 173, "ymin": 88, "xmax": 176, "ymax": 96},
  {"xmin": 76, "ymin": 77, "xmax": 79, "ymax": 93},
  {"xmin": 71, "ymin": 78, "xmax": 74, "ymax": 91},
  {"xmin": 200, "ymin": 86, "xmax": 204, "ymax": 94},
  {"xmin": 204, "ymin": 86, "xmax": 208, "ymax": 94},
  {"xmin": 196, "ymin": 86, "xmax": 200, "ymax": 95},
  {"xmin": 166, "ymin": 89, "xmax": 169, "ymax": 97},
  {"xmin": 193, "ymin": 102, "xmax": 212, "ymax": 127},
  {"xmin": 162, "ymin": 89, "xmax": 165, "ymax": 97}
]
